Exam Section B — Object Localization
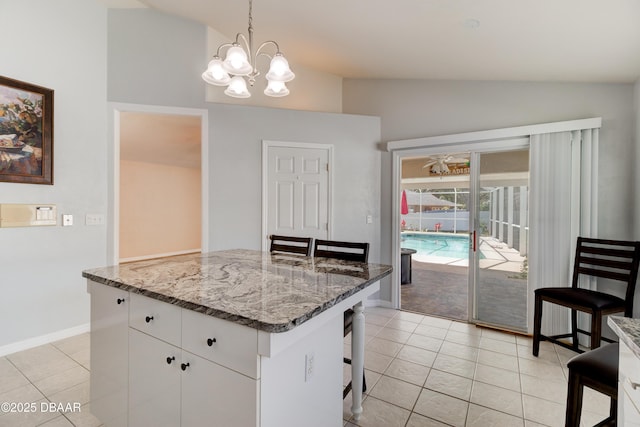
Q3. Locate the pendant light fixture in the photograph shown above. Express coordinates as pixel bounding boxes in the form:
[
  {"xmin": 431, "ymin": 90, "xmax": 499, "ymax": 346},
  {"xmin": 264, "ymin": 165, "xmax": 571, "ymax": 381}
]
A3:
[{"xmin": 201, "ymin": 0, "xmax": 295, "ymax": 98}]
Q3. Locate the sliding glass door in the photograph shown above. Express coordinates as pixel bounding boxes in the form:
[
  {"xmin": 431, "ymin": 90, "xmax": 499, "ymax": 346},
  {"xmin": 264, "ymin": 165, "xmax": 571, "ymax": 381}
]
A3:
[{"xmin": 471, "ymin": 150, "xmax": 529, "ymax": 332}]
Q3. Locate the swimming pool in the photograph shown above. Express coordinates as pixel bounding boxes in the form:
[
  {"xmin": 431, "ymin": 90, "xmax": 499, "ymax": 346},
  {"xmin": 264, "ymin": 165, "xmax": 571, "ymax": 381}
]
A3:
[{"xmin": 401, "ymin": 232, "xmax": 479, "ymax": 261}]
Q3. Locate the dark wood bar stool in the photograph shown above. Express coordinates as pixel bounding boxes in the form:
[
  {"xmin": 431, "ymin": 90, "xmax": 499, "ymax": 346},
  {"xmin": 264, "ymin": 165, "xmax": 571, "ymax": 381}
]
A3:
[
  {"xmin": 268, "ymin": 235, "xmax": 313, "ymax": 256},
  {"xmin": 565, "ymin": 342, "xmax": 618, "ymax": 427}
]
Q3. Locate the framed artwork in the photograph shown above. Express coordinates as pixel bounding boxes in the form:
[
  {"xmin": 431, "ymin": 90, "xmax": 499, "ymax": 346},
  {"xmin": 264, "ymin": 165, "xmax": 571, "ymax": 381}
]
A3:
[{"xmin": 0, "ymin": 76, "xmax": 53, "ymax": 184}]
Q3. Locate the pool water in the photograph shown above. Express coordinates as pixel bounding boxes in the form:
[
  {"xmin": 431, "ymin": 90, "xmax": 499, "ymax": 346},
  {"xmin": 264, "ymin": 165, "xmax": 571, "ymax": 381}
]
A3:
[{"xmin": 401, "ymin": 233, "xmax": 480, "ymax": 260}]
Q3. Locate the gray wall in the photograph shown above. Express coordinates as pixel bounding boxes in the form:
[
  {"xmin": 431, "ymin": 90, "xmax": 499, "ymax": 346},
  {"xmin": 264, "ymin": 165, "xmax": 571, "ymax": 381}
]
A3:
[
  {"xmin": 344, "ymin": 79, "xmax": 636, "ymax": 307},
  {"xmin": 0, "ymin": 0, "xmax": 108, "ymax": 350}
]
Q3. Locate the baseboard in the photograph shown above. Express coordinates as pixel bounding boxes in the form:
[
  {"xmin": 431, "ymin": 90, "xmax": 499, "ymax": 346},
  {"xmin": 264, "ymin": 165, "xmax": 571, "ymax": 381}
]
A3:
[
  {"xmin": 120, "ymin": 249, "xmax": 201, "ymax": 263},
  {"xmin": 365, "ymin": 299, "xmax": 394, "ymax": 309},
  {"xmin": 0, "ymin": 323, "xmax": 90, "ymax": 357}
]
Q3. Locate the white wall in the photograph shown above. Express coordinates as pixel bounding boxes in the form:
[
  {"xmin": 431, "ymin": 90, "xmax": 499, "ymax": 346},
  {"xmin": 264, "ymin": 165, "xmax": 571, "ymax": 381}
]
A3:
[
  {"xmin": 344, "ymin": 79, "xmax": 635, "ymax": 305},
  {"xmin": 108, "ymin": 11, "xmax": 383, "ymax": 257},
  {"xmin": 207, "ymin": 104, "xmax": 381, "ymax": 261},
  {"xmin": 635, "ymin": 79, "xmax": 640, "ymax": 241},
  {"xmin": 0, "ymin": 0, "xmax": 108, "ymax": 352}
]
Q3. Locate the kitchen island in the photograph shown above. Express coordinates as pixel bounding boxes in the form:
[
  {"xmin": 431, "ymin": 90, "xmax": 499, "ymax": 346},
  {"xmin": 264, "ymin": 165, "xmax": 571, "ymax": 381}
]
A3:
[{"xmin": 83, "ymin": 249, "xmax": 392, "ymax": 427}]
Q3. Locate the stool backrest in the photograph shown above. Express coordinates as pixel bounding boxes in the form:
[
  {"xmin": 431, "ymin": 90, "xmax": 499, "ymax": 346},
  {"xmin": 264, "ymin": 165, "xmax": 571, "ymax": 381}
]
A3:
[
  {"xmin": 314, "ymin": 239, "xmax": 369, "ymax": 263},
  {"xmin": 269, "ymin": 235, "xmax": 313, "ymax": 256},
  {"xmin": 572, "ymin": 237, "xmax": 640, "ymax": 316}
]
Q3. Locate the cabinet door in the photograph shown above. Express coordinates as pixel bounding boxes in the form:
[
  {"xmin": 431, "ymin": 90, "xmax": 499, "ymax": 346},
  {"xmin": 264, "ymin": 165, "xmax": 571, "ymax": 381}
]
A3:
[
  {"xmin": 129, "ymin": 329, "xmax": 181, "ymax": 427},
  {"xmin": 181, "ymin": 351, "xmax": 259, "ymax": 427},
  {"xmin": 89, "ymin": 281, "xmax": 128, "ymax": 427}
]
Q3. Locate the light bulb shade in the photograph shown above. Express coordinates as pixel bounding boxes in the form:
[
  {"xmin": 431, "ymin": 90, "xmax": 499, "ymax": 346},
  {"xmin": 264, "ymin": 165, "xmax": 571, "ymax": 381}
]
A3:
[
  {"xmin": 265, "ymin": 53, "xmax": 295, "ymax": 82},
  {"xmin": 202, "ymin": 58, "xmax": 231, "ymax": 86},
  {"xmin": 222, "ymin": 45, "xmax": 253, "ymax": 76},
  {"xmin": 224, "ymin": 76, "xmax": 251, "ymax": 98},
  {"xmin": 264, "ymin": 80, "xmax": 290, "ymax": 97}
]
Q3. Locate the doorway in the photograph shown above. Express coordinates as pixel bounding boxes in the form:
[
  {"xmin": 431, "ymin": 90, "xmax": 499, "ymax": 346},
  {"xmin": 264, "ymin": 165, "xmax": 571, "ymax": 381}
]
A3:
[
  {"xmin": 398, "ymin": 148, "xmax": 529, "ymax": 333},
  {"xmin": 108, "ymin": 103, "xmax": 209, "ymax": 265}
]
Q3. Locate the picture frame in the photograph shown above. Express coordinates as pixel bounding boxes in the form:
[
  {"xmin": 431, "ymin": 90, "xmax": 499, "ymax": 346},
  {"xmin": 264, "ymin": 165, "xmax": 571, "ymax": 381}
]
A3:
[{"xmin": 0, "ymin": 76, "xmax": 53, "ymax": 184}]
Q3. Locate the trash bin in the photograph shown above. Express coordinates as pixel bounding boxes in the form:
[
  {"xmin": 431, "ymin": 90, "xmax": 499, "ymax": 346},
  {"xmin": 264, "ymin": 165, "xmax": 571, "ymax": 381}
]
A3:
[{"xmin": 400, "ymin": 248, "xmax": 417, "ymax": 285}]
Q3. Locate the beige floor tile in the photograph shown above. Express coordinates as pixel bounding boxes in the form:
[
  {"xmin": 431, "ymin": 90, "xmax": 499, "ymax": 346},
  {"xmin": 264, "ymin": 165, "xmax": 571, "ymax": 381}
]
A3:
[
  {"xmin": 351, "ymin": 396, "xmax": 410, "ymax": 427},
  {"xmin": 365, "ymin": 314, "xmax": 392, "ymax": 327},
  {"xmin": 432, "ymin": 353, "xmax": 476, "ymax": 379},
  {"xmin": 393, "ymin": 311, "xmax": 425, "ymax": 324},
  {"xmin": 369, "ymin": 375, "xmax": 421, "ymax": 410},
  {"xmin": 366, "ymin": 337, "xmax": 404, "ymax": 358},
  {"xmin": 520, "ymin": 373, "xmax": 567, "ymax": 403},
  {"xmin": 413, "ymin": 324, "xmax": 448, "ymax": 340},
  {"xmin": 39, "ymin": 415, "xmax": 75, "ymax": 426},
  {"xmin": 519, "ymin": 358, "xmax": 566, "ymax": 381},
  {"xmin": 406, "ymin": 334, "xmax": 443, "ymax": 353},
  {"xmin": 61, "ymin": 405, "xmax": 103, "ymax": 427},
  {"xmin": 448, "ymin": 321, "xmax": 481, "ymax": 336},
  {"xmin": 7, "ymin": 345, "xmax": 78, "ymax": 383},
  {"xmin": 365, "ymin": 307, "xmax": 397, "ymax": 318},
  {"xmin": 405, "ymin": 412, "xmax": 450, "ymax": 427},
  {"xmin": 48, "ymin": 381, "xmax": 90, "ymax": 407},
  {"xmin": 466, "ymin": 403, "xmax": 524, "ymax": 426},
  {"xmin": 69, "ymin": 348, "xmax": 91, "ymax": 370},
  {"xmin": 581, "ymin": 387, "xmax": 612, "ymax": 416},
  {"xmin": 480, "ymin": 328, "xmax": 517, "ymax": 343},
  {"xmin": 479, "ymin": 336, "xmax": 518, "ymax": 356},
  {"xmin": 470, "ymin": 381, "xmax": 524, "ymax": 417},
  {"xmin": 33, "ymin": 365, "xmax": 89, "ymax": 397},
  {"xmin": 51, "ymin": 333, "xmax": 90, "ymax": 356},
  {"xmin": 474, "ymin": 363, "xmax": 521, "ymax": 392},
  {"xmin": 444, "ymin": 330, "xmax": 481, "ymax": 347},
  {"xmin": 518, "ymin": 344, "xmax": 560, "ymax": 365},
  {"xmin": 364, "ymin": 351, "xmax": 394, "ymax": 374},
  {"xmin": 477, "ymin": 348, "xmax": 519, "ymax": 372},
  {"xmin": 413, "ymin": 389, "xmax": 469, "ymax": 427},
  {"xmin": 0, "ymin": 358, "xmax": 30, "ymax": 395},
  {"xmin": 438, "ymin": 341, "xmax": 479, "ymax": 362},
  {"xmin": 424, "ymin": 369, "xmax": 472, "ymax": 400},
  {"xmin": 396, "ymin": 345, "xmax": 437, "ymax": 367},
  {"xmin": 374, "ymin": 327, "xmax": 412, "ymax": 344},
  {"xmin": 385, "ymin": 318, "xmax": 419, "ymax": 333},
  {"xmin": 420, "ymin": 316, "xmax": 453, "ymax": 330},
  {"xmin": 0, "ymin": 383, "xmax": 45, "ymax": 406},
  {"xmin": 522, "ymin": 394, "xmax": 565, "ymax": 427},
  {"xmin": 384, "ymin": 358, "xmax": 430, "ymax": 386}
]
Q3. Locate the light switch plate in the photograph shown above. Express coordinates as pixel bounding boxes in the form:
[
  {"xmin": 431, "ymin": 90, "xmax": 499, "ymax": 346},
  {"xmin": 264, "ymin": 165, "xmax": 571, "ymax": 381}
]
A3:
[{"xmin": 62, "ymin": 214, "xmax": 73, "ymax": 226}]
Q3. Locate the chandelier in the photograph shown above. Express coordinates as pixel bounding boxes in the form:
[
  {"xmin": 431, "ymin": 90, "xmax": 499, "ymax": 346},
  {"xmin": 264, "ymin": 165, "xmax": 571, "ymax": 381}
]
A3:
[{"xmin": 201, "ymin": 0, "xmax": 295, "ymax": 98}]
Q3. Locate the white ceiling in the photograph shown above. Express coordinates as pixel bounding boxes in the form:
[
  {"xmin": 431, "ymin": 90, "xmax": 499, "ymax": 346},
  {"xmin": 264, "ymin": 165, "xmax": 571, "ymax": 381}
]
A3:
[{"xmin": 108, "ymin": 0, "xmax": 640, "ymax": 83}]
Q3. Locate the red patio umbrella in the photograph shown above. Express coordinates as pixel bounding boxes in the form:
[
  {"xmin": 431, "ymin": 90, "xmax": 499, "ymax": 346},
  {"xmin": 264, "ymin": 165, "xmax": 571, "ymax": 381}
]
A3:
[{"xmin": 401, "ymin": 190, "xmax": 409, "ymax": 215}]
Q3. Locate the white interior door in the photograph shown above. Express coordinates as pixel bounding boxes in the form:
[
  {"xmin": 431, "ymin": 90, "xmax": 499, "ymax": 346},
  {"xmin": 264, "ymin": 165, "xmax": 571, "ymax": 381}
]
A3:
[{"xmin": 264, "ymin": 142, "xmax": 331, "ymax": 248}]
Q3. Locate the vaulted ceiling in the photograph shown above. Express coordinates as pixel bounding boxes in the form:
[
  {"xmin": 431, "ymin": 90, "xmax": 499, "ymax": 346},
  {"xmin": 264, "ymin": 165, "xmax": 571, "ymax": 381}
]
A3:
[{"xmin": 106, "ymin": 0, "xmax": 640, "ymax": 83}]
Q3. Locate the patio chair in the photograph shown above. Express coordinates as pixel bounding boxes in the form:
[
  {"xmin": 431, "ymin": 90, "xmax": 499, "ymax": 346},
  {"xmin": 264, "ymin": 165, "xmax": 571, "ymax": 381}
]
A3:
[
  {"xmin": 313, "ymin": 239, "xmax": 370, "ymax": 399},
  {"xmin": 532, "ymin": 237, "xmax": 640, "ymax": 356},
  {"xmin": 268, "ymin": 235, "xmax": 313, "ymax": 256}
]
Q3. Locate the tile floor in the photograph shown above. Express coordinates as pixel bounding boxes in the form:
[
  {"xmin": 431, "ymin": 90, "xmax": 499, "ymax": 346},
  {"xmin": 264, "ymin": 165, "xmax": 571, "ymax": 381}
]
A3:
[
  {"xmin": 0, "ymin": 308, "xmax": 611, "ymax": 427},
  {"xmin": 343, "ymin": 307, "xmax": 611, "ymax": 427}
]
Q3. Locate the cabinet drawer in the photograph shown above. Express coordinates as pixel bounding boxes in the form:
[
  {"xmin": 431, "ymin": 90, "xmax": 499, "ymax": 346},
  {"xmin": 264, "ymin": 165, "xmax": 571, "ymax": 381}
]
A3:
[
  {"xmin": 182, "ymin": 309, "xmax": 259, "ymax": 378},
  {"xmin": 620, "ymin": 341, "xmax": 640, "ymax": 415},
  {"xmin": 130, "ymin": 293, "xmax": 181, "ymax": 346}
]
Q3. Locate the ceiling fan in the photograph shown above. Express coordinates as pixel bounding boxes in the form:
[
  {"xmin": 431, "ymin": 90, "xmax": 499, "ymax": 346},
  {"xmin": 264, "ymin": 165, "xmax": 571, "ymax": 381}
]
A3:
[{"xmin": 422, "ymin": 153, "xmax": 469, "ymax": 175}]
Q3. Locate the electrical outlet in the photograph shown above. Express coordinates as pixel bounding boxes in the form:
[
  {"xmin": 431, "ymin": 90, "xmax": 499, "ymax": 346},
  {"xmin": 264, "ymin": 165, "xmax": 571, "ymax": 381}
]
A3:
[
  {"xmin": 85, "ymin": 213, "xmax": 105, "ymax": 226},
  {"xmin": 305, "ymin": 352, "xmax": 315, "ymax": 382},
  {"xmin": 62, "ymin": 214, "xmax": 73, "ymax": 226}
]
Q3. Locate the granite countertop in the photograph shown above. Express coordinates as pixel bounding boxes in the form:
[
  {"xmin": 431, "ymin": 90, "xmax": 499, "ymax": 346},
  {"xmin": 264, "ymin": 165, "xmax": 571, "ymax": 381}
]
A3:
[
  {"xmin": 83, "ymin": 249, "xmax": 392, "ymax": 333},
  {"xmin": 608, "ymin": 316, "xmax": 640, "ymax": 358}
]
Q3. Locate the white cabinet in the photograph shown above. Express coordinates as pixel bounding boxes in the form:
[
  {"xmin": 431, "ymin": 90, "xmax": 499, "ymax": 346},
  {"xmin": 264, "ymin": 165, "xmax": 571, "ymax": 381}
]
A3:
[
  {"xmin": 181, "ymin": 351, "xmax": 258, "ymax": 427},
  {"xmin": 129, "ymin": 329, "xmax": 181, "ymax": 427},
  {"xmin": 619, "ymin": 340, "xmax": 640, "ymax": 426},
  {"xmin": 89, "ymin": 282, "xmax": 129, "ymax": 427}
]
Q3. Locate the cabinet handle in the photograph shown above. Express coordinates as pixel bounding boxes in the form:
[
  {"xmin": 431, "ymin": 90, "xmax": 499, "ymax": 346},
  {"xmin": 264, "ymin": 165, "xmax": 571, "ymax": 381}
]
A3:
[
  {"xmin": 629, "ymin": 378, "xmax": 640, "ymax": 390},
  {"xmin": 181, "ymin": 362, "xmax": 190, "ymax": 371},
  {"xmin": 207, "ymin": 338, "xmax": 217, "ymax": 346},
  {"xmin": 117, "ymin": 298, "xmax": 125, "ymax": 305},
  {"xmin": 166, "ymin": 356, "xmax": 175, "ymax": 365},
  {"xmin": 145, "ymin": 316, "xmax": 154, "ymax": 323}
]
